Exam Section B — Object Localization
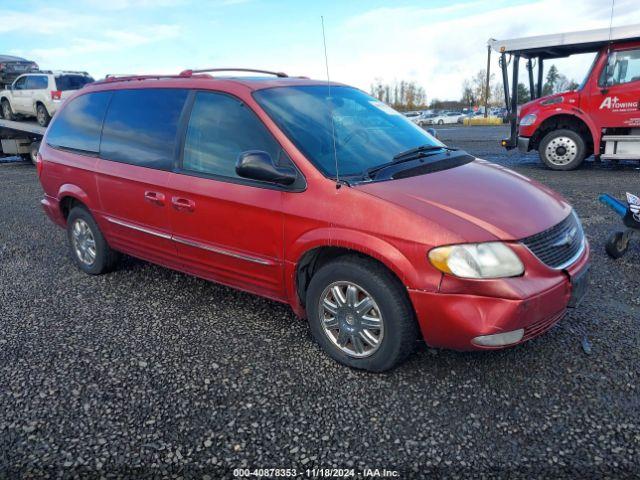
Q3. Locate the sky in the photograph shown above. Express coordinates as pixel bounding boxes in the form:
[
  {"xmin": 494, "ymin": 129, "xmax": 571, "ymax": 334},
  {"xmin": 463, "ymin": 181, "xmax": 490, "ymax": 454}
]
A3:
[{"xmin": 2, "ymin": 0, "xmax": 640, "ymax": 101}]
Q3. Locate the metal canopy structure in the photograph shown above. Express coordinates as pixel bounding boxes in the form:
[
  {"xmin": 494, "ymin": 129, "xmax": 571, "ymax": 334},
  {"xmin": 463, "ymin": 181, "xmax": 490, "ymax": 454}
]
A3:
[
  {"xmin": 487, "ymin": 24, "xmax": 640, "ymax": 150},
  {"xmin": 489, "ymin": 23, "xmax": 640, "ymax": 59}
]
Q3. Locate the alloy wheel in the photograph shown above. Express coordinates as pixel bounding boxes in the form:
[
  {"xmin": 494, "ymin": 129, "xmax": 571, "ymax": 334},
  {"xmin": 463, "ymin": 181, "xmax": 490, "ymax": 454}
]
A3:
[
  {"xmin": 37, "ymin": 106, "xmax": 45, "ymax": 124},
  {"xmin": 71, "ymin": 219, "xmax": 97, "ymax": 265},
  {"xmin": 318, "ymin": 281, "xmax": 384, "ymax": 358}
]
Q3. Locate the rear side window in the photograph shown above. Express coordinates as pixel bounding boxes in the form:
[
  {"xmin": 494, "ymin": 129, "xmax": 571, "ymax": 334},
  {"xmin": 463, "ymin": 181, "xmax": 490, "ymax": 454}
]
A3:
[
  {"xmin": 100, "ymin": 89, "xmax": 188, "ymax": 170},
  {"xmin": 46, "ymin": 92, "xmax": 112, "ymax": 153},
  {"xmin": 182, "ymin": 91, "xmax": 286, "ymax": 179},
  {"xmin": 26, "ymin": 75, "xmax": 48, "ymax": 89},
  {"xmin": 55, "ymin": 75, "xmax": 94, "ymax": 91}
]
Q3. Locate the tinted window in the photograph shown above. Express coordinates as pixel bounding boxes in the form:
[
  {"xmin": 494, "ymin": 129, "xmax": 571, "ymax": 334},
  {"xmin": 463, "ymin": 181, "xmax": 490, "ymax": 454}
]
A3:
[
  {"xmin": 46, "ymin": 92, "xmax": 112, "ymax": 153},
  {"xmin": 182, "ymin": 92, "xmax": 287, "ymax": 179},
  {"xmin": 100, "ymin": 89, "xmax": 188, "ymax": 170},
  {"xmin": 55, "ymin": 75, "xmax": 94, "ymax": 91},
  {"xmin": 26, "ymin": 75, "xmax": 48, "ymax": 89}
]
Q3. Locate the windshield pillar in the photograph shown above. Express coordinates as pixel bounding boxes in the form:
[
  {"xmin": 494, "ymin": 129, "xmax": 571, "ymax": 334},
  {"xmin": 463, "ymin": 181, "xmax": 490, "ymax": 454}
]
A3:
[{"xmin": 537, "ymin": 57, "xmax": 544, "ymax": 98}]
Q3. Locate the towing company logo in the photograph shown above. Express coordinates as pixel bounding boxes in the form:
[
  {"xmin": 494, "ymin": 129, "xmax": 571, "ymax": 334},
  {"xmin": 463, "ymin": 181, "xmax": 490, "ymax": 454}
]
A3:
[{"xmin": 599, "ymin": 96, "xmax": 638, "ymax": 111}]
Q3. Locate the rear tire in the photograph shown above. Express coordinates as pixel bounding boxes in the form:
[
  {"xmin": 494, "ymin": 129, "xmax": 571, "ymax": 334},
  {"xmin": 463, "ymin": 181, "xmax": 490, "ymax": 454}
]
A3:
[
  {"xmin": 2, "ymin": 99, "xmax": 14, "ymax": 121},
  {"xmin": 67, "ymin": 206, "xmax": 119, "ymax": 275},
  {"xmin": 539, "ymin": 129, "xmax": 586, "ymax": 170},
  {"xmin": 29, "ymin": 141, "xmax": 40, "ymax": 165},
  {"xmin": 36, "ymin": 103, "xmax": 51, "ymax": 127},
  {"xmin": 605, "ymin": 231, "xmax": 629, "ymax": 259},
  {"xmin": 306, "ymin": 255, "xmax": 418, "ymax": 372}
]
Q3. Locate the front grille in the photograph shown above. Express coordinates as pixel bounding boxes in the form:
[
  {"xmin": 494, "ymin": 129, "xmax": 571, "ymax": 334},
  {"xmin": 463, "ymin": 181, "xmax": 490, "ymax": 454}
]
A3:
[{"xmin": 521, "ymin": 212, "xmax": 585, "ymax": 269}]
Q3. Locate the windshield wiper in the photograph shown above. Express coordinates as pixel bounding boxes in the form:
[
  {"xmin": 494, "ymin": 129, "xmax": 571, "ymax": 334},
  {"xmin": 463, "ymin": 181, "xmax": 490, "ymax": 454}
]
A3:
[
  {"xmin": 393, "ymin": 144, "xmax": 456, "ymax": 161},
  {"xmin": 365, "ymin": 145, "xmax": 457, "ymax": 179}
]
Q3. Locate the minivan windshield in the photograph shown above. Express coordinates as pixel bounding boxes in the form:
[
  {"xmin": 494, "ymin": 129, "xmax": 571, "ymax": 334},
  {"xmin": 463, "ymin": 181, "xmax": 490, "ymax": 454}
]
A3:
[
  {"xmin": 253, "ymin": 85, "xmax": 443, "ymax": 178},
  {"xmin": 55, "ymin": 75, "xmax": 94, "ymax": 91}
]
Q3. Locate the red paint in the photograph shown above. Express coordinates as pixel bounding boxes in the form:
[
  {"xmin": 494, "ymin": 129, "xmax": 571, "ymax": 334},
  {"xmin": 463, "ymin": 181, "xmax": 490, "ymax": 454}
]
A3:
[
  {"xmin": 38, "ymin": 75, "xmax": 589, "ymax": 351},
  {"xmin": 519, "ymin": 40, "xmax": 640, "ymax": 154}
]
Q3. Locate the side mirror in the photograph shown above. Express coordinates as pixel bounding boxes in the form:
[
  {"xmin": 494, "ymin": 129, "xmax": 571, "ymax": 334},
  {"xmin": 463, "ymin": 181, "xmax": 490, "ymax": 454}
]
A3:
[
  {"xmin": 236, "ymin": 150, "xmax": 297, "ymax": 186},
  {"xmin": 604, "ymin": 52, "xmax": 618, "ymax": 87},
  {"xmin": 426, "ymin": 127, "xmax": 438, "ymax": 139}
]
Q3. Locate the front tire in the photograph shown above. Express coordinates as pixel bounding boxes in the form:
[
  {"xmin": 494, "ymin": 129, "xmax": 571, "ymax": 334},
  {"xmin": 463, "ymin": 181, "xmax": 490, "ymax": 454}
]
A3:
[
  {"xmin": 67, "ymin": 206, "xmax": 119, "ymax": 275},
  {"xmin": 36, "ymin": 103, "xmax": 51, "ymax": 127},
  {"xmin": 539, "ymin": 129, "xmax": 586, "ymax": 170},
  {"xmin": 306, "ymin": 255, "xmax": 418, "ymax": 372},
  {"xmin": 2, "ymin": 99, "xmax": 14, "ymax": 120}
]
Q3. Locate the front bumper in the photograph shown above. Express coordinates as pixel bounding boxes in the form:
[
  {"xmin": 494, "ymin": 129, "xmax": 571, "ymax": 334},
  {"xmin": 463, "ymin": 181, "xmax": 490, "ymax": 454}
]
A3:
[
  {"xmin": 517, "ymin": 136, "xmax": 530, "ymax": 152},
  {"xmin": 409, "ymin": 242, "xmax": 590, "ymax": 351}
]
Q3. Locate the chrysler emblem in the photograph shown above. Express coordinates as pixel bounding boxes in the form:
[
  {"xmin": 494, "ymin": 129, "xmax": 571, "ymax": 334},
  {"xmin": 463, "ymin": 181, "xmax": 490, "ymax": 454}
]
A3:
[{"xmin": 551, "ymin": 227, "xmax": 577, "ymax": 248}]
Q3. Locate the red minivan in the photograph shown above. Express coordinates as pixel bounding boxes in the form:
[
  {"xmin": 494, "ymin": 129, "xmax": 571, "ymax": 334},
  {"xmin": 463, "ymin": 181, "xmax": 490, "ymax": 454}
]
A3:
[{"xmin": 37, "ymin": 69, "xmax": 590, "ymax": 371}]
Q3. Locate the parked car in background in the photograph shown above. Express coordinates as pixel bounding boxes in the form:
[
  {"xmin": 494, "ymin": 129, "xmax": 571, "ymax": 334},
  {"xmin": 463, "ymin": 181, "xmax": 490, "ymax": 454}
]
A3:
[
  {"xmin": 37, "ymin": 69, "xmax": 589, "ymax": 372},
  {"xmin": 403, "ymin": 111, "xmax": 422, "ymax": 123},
  {"xmin": 417, "ymin": 112, "xmax": 437, "ymax": 126},
  {"xmin": 0, "ymin": 55, "xmax": 38, "ymax": 88},
  {"xmin": 0, "ymin": 71, "xmax": 94, "ymax": 126},
  {"xmin": 458, "ymin": 111, "xmax": 475, "ymax": 123},
  {"xmin": 431, "ymin": 111, "xmax": 463, "ymax": 125}
]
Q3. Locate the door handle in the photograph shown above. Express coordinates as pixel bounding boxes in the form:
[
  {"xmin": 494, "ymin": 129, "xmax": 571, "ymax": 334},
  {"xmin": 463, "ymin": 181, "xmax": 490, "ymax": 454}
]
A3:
[
  {"xmin": 144, "ymin": 190, "xmax": 165, "ymax": 206},
  {"xmin": 171, "ymin": 197, "xmax": 195, "ymax": 212}
]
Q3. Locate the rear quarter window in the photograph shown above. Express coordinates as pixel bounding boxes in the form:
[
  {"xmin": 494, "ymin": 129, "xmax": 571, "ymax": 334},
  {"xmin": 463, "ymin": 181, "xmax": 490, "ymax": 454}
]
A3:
[
  {"xmin": 46, "ymin": 92, "xmax": 112, "ymax": 154},
  {"xmin": 55, "ymin": 75, "xmax": 94, "ymax": 91},
  {"xmin": 99, "ymin": 89, "xmax": 188, "ymax": 170}
]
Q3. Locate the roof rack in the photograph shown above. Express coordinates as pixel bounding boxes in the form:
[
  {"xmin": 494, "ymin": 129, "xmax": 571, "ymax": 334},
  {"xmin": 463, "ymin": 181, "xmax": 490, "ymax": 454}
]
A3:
[
  {"xmin": 17, "ymin": 69, "xmax": 90, "ymax": 76},
  {"xmin": 92, "ymin": 74, "xmax": 193, "ymax": 86},
  {"xmin": 35, "ymin": 70, "xmax": 90, "ymax": 76},
  {"xmin": 179, "ymin": 68, "xmax": 288, "ymax": 78},
  {"xmin": 91, "ymin": 68, "xmax": 289, "ymax": 87}
]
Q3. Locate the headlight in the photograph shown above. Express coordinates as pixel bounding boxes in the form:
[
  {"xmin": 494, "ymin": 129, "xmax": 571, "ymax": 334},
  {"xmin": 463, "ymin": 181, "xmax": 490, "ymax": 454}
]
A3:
[
  {"xmin": 428, "ymin": 242, "xmax": 524, "ymax": 279},
  {"xmin": 519, "ymin": 114, "xmax": 537, "ymax": 126}
]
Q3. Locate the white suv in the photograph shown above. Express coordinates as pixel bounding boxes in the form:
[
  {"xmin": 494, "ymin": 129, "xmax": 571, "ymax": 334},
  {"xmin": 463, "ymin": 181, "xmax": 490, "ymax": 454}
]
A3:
[{"xmin": 0, "ymin": 71, "xmax": 94, "ymax": 126}]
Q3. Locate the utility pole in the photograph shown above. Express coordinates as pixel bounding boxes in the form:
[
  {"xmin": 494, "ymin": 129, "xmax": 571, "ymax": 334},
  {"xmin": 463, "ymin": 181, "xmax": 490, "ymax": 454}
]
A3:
[{"xmin": 484, "ymin": 45, "xmax": 491, "ymax": 117}]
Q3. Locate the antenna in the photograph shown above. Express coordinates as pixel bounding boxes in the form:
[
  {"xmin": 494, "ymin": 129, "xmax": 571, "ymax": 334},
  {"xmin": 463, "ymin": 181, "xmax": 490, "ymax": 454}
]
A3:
[
  {"xmin": 321, "ymin": 16, "xmax": 341, "ymax": 189},
  {"xmin": 607, "ymin": 0, "xmax": 616, "ymax": 44}
]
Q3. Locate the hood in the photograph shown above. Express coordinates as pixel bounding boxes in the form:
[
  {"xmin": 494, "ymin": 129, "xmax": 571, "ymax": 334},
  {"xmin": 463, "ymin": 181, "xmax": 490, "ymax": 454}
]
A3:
[
  {"xmin": 520, "ymin": 90, "xmax": 581, "ymax": 117},
  {"xmin": 355, "ymin": 159, "xmax": 571, "ymax": 242}
]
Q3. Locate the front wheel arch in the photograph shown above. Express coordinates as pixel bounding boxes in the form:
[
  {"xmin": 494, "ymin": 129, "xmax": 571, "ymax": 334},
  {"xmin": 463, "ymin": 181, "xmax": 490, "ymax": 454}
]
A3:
[
  {"xmin": 529, "ymin": 114, "xmax": 594, "ymax": 153},
  {"xmin": 294, "ymin": 245, "xmax": 415, "ymax": 313}
]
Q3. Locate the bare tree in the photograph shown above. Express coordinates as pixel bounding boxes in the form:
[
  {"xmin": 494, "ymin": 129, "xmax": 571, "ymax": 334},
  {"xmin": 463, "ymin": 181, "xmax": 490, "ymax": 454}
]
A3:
[{"xmin": 370, "ymin": 79, "xmax": 427, "ymax": 110}]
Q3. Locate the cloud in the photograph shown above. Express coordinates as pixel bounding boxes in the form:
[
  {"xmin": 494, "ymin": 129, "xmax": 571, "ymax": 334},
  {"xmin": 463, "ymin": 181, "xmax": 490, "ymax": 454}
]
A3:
[
  {"xmin": 331, "ymin": 0, "xmax": 640, "ymax": 100},
  {"xmin": 0, "ymin": 8, "xmax": 96, "ymax": 34},
  {"xmin": 79, "ymin": 0, "xmax": 186, "ymax": 10},
  {"xmin": 11, "ymin": 24, "xmax": 181, "ymax": 71}
]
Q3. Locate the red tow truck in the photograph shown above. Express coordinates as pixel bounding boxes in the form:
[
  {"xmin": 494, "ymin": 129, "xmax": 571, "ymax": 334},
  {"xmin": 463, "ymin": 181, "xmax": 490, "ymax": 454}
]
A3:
[{"xmin": 489, "ymin": 23, "xmax": 640, "ymax": 170}]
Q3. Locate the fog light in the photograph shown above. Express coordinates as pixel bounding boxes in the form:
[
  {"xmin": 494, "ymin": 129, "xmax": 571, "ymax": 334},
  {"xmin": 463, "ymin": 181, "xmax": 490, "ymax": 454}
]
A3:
[{"xmin": 472, "ymin": 329, "xmax": 524, "ymax": 347}]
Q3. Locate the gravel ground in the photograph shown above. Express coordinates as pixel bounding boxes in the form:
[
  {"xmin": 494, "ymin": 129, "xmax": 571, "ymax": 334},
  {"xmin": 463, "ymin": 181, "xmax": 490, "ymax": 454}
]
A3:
[{"xmin": 1, "ymin": 126, "xmax": 639, "ymax": 478}]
